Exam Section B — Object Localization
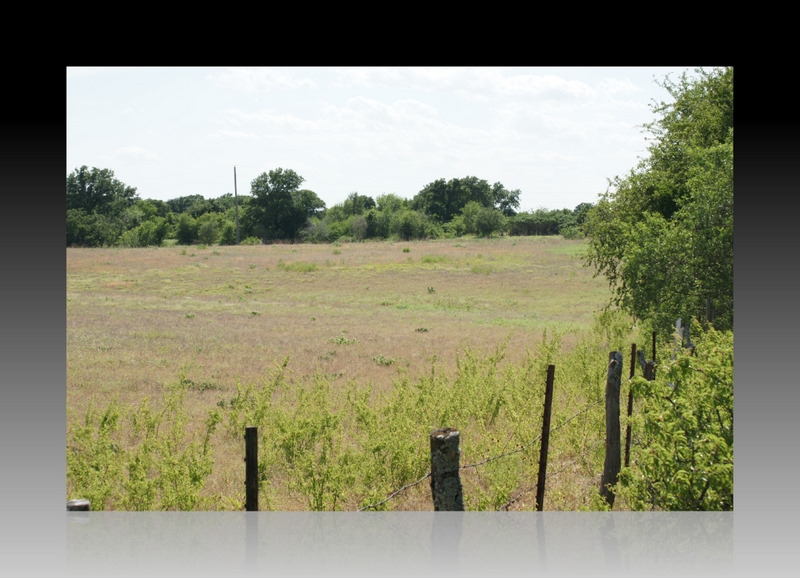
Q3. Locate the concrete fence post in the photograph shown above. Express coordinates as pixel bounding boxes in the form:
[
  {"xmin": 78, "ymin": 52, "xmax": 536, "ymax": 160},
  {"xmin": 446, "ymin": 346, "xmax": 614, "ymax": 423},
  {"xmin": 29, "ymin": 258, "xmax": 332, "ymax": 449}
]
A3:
[
  {"xmin": 600, "ymin": 351, "xmax": 623, "ymax": 508},
  {"xmin": 430, "ymin": 428, "xmax": 464, "ymax": 511}
]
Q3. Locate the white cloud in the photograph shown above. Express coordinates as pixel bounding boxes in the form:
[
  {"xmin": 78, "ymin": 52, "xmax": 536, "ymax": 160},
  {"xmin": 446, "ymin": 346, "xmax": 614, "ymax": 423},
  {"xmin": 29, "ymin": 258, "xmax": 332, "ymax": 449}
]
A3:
[
  {"xmin": 210, "ymin": 129, "xmax": 260, "ymax": 141},
  {"xmin": 206, "ymin": 67, "xmax": 318, "ymax": 93},
  {"xmin": 114, "ymin": 146, "xmax": 158, "ymax": 161}
]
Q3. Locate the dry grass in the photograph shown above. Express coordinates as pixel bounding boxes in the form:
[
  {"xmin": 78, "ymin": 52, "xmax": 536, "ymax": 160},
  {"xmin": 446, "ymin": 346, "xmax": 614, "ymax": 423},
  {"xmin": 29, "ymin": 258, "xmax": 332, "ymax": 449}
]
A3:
[{"xmin": 67, "ymin": 236, "xmax": 615, "ymax": 509}]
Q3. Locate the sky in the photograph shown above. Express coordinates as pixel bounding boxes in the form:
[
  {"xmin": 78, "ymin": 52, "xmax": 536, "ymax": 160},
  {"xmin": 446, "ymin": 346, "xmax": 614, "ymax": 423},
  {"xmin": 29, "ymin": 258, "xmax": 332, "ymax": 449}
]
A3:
[{"xmin": 66, "ymin": 66, "xmax": 697, "ymax": 213}]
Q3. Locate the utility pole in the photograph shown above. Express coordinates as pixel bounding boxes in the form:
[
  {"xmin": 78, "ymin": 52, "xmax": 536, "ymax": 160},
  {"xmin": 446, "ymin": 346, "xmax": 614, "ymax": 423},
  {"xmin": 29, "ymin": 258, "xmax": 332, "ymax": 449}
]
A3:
[{"xmin": 234, "ymin": 166, "xmax": 240, "ymax": 244}]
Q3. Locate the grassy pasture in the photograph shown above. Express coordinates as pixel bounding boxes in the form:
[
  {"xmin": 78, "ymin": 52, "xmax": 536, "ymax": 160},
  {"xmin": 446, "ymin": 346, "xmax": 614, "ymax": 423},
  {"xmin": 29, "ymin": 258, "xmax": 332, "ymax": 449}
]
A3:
[{"xmin": 67, "ymin": 236, "xmax": 633, "ymax": 511}]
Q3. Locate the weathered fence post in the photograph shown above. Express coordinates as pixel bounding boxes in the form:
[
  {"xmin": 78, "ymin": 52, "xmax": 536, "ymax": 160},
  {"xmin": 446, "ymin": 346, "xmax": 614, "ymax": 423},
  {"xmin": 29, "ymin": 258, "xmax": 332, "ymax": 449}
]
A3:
[
  {"xmin": 651, "ymin": 331, "xmax": 657, "ymax": 380},
  {"xmin": 637, "ymin": 349, "xmax": 656, "ymax": 381},
  {"xmin": 245, "ymin": 426, "xmax": 258, "ymax": 511},
  {"xmin": 430, "ymin": 428, "xmax": 464, "ymax": 511},
  {"xmin": 600, "ymin": 351, "xmax": 622, "ymax": 508},
  {"xmin": 67, "ymin": 499, "xmax": 91, "ymax": 511},
  {"xmin": 535, "ymin": 364, "xmax": 556, "ymax": 511},
  {"xmin": 624, "ymin": 344, "xmax": 636, "ymax": 468}
]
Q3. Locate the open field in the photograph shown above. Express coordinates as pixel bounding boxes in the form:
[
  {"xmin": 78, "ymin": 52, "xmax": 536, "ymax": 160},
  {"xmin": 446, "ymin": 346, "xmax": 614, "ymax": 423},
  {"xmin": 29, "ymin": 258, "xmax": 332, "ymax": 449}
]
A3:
[{"xmin": 67, "ymin": 236, "xmax": 635, "ymax": 511}]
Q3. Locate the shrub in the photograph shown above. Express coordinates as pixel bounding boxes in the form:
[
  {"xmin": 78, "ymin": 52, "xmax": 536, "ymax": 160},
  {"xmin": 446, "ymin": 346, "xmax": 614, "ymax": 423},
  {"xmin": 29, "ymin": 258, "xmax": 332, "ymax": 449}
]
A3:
[{"xmin": 617, "ymin": 323, "xmax": 733, "ymax": 510}]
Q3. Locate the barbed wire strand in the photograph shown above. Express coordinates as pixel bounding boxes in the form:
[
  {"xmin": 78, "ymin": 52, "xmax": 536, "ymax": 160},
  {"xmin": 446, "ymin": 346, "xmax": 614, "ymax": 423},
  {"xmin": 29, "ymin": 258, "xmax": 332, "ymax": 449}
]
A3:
[
  {"xmin": 460, "ymin": 396, "xmax": 603, "ymax": 471},
  {"xmin": 496, "ymin": 438, "xmax": 605, "ymax": 511},
  {"xmin": 357, "ymin": 472, "xmax": 431, "ymax": 512},
  {"xmin": 358, "ymin": 396, "xmax": 604, "ymax": 511}
]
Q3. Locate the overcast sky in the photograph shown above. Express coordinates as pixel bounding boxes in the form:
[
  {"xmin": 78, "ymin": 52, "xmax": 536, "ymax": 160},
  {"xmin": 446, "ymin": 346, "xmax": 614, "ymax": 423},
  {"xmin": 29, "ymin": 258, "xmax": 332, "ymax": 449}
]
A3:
[{"xmin": 66, "ymin": 66, "xmax": 696, "ymax": 212}]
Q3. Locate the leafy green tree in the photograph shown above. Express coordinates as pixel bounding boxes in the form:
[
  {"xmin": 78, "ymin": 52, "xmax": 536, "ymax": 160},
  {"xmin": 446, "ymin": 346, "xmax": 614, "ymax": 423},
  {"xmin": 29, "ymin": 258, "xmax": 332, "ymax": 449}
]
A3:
[
  {"xmin": 475, "ymin": 207, "xmax": 506, "ymax": 237},
  {"xmin": 243, "ymin": 168, "xmax": 321, "ymax": 241},
  {"xmin": 66, "ymin": 166, "xmax": 140, "ymax": 246},
  {"xmin": 390, "ymin": 209, "xmax": 429, "ymax": 240},
  {"xmin": 67, "ymin": 166, "xmax": 139, "ymax": 216},
  {"xmin": 584, "ymin": 67, "xmax": 733, "ymax": 334},
  {"xmin": 197, "ymin": 213, "xmax": 226, "ymax": 245},
  {"xmin": 117, "ymin": 217, "xmax": 169, "ymax": 247},
  {"xmin": 343, "ymin": 192, "xmax": 376, "ymax": 216},
  {"xmin": 491, "ymin": 182, "xmax": 521, "ymax": 216},
  {"xmin": 176, "ymin": 214, "xmax": 199, "ymax": 245},
  {"xmin": 166, "ymin": 195, "xmax": 212, "ymax": 218},
  {"xmin": 460, "ymin": 201, "xmax": 483, "ymax": 235},
  {"xmin": 138, "ymin": 218, "xmax": 169, "ymax": 247},
  {"xmin": 293, "ymin": 189, "xmax": 327, "ymax": 219},
  {"xmin": 375, "ymin": 193, "xmax": 408, "ymax": 213},
  {"xmin": 219, "ymin": 222, "xmax": 237, "ymax": 245},
  {"xmin": 412, "ymin": 176, "xmax": 494, "ymax": 223},
  {"xmin": 67, "ymin": 209, "xmax": 125, "ymax": 247},
  {"xmin": 300, "ymin": 218, "xmax": 332, "ymax": 244},
  {"xmin": 573, "ymin": 202, "xmax": 594, "ymax": 226}
]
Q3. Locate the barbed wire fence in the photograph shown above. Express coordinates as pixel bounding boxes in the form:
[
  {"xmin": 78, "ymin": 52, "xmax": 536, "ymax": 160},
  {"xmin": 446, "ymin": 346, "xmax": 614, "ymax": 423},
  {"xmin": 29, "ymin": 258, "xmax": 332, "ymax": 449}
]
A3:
[
  {"xmin": 357, "ymin": 394, "xmax": 608, "ymax": 512},
  {"xmin": 356, "ymin": 337, "xmax": 658, "ymax": 512}
]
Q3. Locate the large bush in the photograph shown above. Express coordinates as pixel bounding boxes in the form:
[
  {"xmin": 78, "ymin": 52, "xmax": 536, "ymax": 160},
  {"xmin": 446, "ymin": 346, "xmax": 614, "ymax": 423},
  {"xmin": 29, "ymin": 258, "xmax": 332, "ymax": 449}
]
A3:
[{"xmin": 618, "ymin": 323, "xmax": 733, "ymax": 510}]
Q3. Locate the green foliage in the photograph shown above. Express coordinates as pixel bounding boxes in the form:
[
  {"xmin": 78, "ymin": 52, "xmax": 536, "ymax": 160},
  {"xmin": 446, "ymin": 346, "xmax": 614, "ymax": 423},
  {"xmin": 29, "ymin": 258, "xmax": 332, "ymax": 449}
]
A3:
[
  {"xmin": 67, "ymin": 208, "xmax": 125, "ymax": 247},
  {"xmin": 507, "ymin": 208, "xmax": 575, "ymax": 236},
  {"xmin": 176, "ymin": 213, "xmax": 199, "ymax": 245},
  {"xmin": 219, "ymin": 221, "xmax": 237, "ymax": 245},
  {"xmin": 475, "ymin": 207, "xmax": 506, "ymax": 237},
  {"xmin": 584, "ymin": 67, "xmax": 733, "ymax": 335},
  {"xmin": 117, "ymin": 217, "xmax": 169, "ymax": 247},
  {"xmin": 66, "ymin": 166, "xmax": 143, "ymax": 247},
  {"xmin": 67, "ymin": 378, "xmax": 220, "ymax": 510},
  {"xmin": 390, "ymin": 209, "xmax": 430, "ymax": 240},
  {"xmin": 243, "ymin": 168, "xmax": 323, "ymax": 241},
  {"xmin": 67, "ymin": 166, "xmax": 139, "ymax": 217},
  {"xmin": 617, "ymin": 324, "xmax": 733, "ymax": 510},
  {"xmin": 411, "ymin": 176, "xmax": 515, "ymax": 223}
]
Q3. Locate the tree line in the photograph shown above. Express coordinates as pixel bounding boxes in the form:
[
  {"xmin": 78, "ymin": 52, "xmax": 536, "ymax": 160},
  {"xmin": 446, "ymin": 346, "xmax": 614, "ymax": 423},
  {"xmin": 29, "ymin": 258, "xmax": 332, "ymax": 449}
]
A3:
[{"xmin": 66, "ymin": 167, "xmax": 592, "ymax": 248}]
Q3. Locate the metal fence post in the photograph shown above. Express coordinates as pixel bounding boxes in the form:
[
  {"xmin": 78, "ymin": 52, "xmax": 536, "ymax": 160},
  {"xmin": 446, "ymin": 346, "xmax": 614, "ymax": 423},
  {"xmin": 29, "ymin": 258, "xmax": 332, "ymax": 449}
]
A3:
[
  {"xmin": 245, "ymin": 426, "xmax": 258, "ymax": 511},
  {"xmin": 535, "ymin": 364, "xmax": 555, "ymax": 511}
]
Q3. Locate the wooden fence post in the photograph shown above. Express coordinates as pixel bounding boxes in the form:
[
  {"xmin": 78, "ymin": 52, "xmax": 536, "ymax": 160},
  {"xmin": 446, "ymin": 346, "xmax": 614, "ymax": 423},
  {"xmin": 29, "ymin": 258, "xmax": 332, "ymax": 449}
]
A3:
[
  {"xmin": 600, "ymin": 351, "xmax": 622, "ymax": 508},
  {"xmin": 651, "ymin": 331, "xmax": 657, "ymax": 380},
  {"xmin": 535, "ymin": 364, "xmax": 555, "ymax": 511},
  {"xmin": 430, "ymin": 428, "xmax": 464, "ymax": 511},
  {"xmin": 245, "ymin": 426, "xmax": 258, "ymax": 511},
  {"xmin": 624, "ymin": 344, "xmax": 636, "ymax": 468}
]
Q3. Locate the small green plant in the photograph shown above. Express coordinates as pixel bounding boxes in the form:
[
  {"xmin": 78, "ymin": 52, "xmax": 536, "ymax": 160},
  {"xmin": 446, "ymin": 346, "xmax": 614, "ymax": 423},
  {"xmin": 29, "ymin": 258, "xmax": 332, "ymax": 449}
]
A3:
[
  {"xmin": 415, "ymin": 327, "xmax": 429, "ymax": 333},
  {"xmin": 427, "ymin": 287, "xmax": 436, "ymax": 294},
  {"xmin": 329, "ymin": 335, "xmax": 358, "ymax": 345},
  {"xmin": 403, "ymin": 247, "xmax": 410, "ymax": 253},
  {"xmin": 471, "ymin": 264, "xmax": 493, "ymax": 275},
  {"xmin": 278, "ymin": 261, "xmax": 318, "ymax": 273},
  {"xmin": 184, "ymin": 313, "xmax": 195, "ymax": 319},
  {"xmin": 372, "ymin": 355, "xmax": 394, "ymax": 366}
]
